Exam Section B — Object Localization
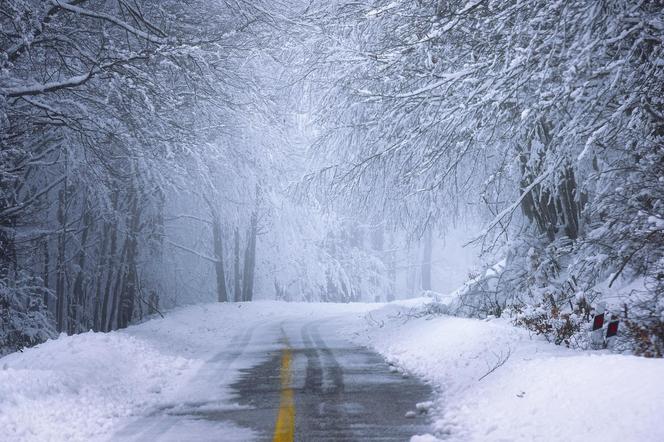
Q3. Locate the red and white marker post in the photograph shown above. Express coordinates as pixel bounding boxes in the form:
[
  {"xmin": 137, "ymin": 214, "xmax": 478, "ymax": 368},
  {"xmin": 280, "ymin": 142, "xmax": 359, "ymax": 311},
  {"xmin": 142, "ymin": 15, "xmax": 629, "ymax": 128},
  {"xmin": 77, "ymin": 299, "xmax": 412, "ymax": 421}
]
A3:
[
  {"xmin": 591, "ymin": 302, "xmax": 606, "ymax": 349},
  {"xmin": 606, "ymin": 316, "xmax": 620, "ymax": 349}
]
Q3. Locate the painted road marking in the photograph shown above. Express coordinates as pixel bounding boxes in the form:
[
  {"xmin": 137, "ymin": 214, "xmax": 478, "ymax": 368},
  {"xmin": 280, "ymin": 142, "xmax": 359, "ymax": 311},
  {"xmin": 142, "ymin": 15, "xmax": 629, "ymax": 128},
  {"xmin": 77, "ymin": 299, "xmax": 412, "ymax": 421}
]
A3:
[{"xmin": 273, "ymin": 347, "xmax": 295, "ymax": 442}]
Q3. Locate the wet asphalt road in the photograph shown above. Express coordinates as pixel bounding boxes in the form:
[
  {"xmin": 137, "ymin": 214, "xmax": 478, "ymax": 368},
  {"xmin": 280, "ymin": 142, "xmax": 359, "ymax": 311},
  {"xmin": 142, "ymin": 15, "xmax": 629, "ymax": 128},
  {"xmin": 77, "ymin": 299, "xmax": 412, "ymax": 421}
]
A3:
[{"xmin": 114, "ymin": 318, "xmax": 432, "ymax": 441}]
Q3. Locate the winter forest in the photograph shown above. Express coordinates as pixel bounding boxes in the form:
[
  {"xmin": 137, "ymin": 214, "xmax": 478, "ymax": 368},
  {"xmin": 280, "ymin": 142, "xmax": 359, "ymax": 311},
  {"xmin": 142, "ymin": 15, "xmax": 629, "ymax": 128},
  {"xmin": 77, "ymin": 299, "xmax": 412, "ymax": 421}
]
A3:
[{"xmin": 1, "ymin": 0, "xmax": 663, "ymax": 360}]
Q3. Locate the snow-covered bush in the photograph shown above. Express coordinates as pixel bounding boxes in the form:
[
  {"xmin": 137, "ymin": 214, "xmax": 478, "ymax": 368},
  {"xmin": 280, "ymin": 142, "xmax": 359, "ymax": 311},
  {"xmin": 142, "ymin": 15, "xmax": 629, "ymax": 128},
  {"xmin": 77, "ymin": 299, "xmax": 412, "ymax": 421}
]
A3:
[
  {"xmin": 453, "ymin": 140, "xmax": 663, "ymax": 355},
  {"xmin": 622, "ymin": 267, "xmax": 664, "ymax": 357},
  {"xmin": 0, "ymin": 273, "xmax": 55, "ymax": 355},
  {"xmin": 409, "ymin": 301, "xmax": 449, "ymax": 318},
  {"xmin": 582, "ymin": 144, "xmax": 664, "ymax": 356},
  {"xmin": 512, "ymin": 299, "xmax": 592, "ymax": 348}
]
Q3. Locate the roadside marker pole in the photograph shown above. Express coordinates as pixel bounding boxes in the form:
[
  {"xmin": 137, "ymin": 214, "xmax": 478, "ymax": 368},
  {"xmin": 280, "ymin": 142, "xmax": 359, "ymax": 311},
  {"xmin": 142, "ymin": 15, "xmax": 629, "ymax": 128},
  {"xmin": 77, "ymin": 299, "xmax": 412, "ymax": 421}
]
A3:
[
  {"xmin": 606, "ymin": 318, "xmax": 619, "ymax": 337},
  {"xmin": 590, "ymin": 302, "xmax": 621, "ymax": 349},
  {"xmin": 606, "ymin": 317, "xmax": 620, "ymax": 349},
  {"xmin": 591, "ymin": 302, "xmax": 605, "ymax": 349}
]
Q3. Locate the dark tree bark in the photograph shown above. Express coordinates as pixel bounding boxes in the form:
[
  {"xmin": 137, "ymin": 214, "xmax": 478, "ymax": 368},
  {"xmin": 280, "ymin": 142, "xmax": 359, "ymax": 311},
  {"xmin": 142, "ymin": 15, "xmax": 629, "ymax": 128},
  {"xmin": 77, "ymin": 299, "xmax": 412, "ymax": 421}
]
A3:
[
  {"xmin": 93, "ymin": 219, "xmax": 111, "ymax": 331},
  {"xmin": 0, "ymin": 218, "xmax": 15, "ymax": 281},
  {"xmin": 55, "ymin": 188, "xmax": 67, "ymax": 333},
  {"xmin": 70, "ymin": 199, "xmax": 93, "ymax": 334},
  {"xmin": 108, "ymin": 237, "xmax": 128, "ymax": 331},
  {"xmin": 100, "ymin": 191, "xmax": 119, "ymax": 332},
  {"xmin": 519, "ymin": 121, "xmax": 583, "ymax": 242},
  {"xmin": 118, "ymin": 185, "xmax": 140, "ymax": 329},
  {"xmin": 42, "ymin": 239, "xmax": 49, "ymax": 306}
]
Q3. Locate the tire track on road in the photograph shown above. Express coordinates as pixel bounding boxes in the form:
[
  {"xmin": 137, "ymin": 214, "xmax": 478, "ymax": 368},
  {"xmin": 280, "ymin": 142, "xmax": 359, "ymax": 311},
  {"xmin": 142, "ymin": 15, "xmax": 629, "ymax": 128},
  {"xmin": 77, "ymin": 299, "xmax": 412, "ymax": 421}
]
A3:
[{"xmin": 297, "ymin": 321, "xmax": 354, "ymax": 441}]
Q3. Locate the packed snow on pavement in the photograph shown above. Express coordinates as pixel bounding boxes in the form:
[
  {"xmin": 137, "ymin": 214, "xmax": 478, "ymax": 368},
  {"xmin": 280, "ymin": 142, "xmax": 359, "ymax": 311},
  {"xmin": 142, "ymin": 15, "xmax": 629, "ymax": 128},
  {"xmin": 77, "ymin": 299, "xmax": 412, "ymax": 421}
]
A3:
[{"xmin": 1, "ymin": 300, "xmax": 663, "ymax": 442}]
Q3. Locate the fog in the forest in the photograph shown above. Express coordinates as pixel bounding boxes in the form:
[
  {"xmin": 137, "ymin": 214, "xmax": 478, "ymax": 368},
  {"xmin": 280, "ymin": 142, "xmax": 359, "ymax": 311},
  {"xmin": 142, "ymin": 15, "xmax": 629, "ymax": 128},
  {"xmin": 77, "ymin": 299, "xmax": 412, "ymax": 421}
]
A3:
[{"xmin": 1, "ymin": 0, "xmax": 662, "ymax": 359}]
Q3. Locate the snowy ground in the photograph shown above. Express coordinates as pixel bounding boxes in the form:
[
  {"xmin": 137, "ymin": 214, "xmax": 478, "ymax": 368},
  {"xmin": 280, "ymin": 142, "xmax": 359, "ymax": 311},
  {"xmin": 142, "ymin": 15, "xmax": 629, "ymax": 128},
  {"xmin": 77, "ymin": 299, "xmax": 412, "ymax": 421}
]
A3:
[
  {"xmin": 0, "ymin": 302, "xmax": 376, "ymax": 442},
  {"xmin": 345, "ymin": 301, "xmax": 664, "ymax": 442},
  {"xmin": 1, "ymin": 300, "xmax": 663, "ymax": 441}
]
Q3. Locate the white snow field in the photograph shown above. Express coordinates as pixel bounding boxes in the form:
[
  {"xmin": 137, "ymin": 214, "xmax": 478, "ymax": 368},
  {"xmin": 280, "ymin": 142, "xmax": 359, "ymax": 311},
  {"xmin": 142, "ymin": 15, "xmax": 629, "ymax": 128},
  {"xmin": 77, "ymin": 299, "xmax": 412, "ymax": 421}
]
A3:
[
  {"xmin": 350, "ymin": 302, "xmax": 664, "ymax": 442},
  {"xmin": 1, "ymin": 300, "xmax": 663, "ymax": 442}
]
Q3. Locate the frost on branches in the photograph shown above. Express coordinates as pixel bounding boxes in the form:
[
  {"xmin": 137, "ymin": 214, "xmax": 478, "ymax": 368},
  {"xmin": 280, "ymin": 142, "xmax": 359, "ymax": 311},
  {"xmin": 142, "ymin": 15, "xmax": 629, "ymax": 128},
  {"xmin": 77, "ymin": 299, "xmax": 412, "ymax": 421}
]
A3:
[
  {"xmin": 1, "ymin": 0, "xmax": 662, "ymax": 357},
  {"xmin": 0, "ymin": 272, "xmax": 55, "ymax": 355},
  {"xmin": 303, "ymin": 0, "xmax": 664, "ymax": 356}
]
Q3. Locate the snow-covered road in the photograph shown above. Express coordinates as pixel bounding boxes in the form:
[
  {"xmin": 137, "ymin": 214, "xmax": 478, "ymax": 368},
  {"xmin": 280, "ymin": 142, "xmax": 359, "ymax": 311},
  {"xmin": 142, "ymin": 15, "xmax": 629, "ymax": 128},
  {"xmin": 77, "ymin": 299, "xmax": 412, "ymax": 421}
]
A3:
[
  {"xmin": 2, "ymin": 300, "xmax": 663, "ymax": 441},
  {"xmin": 112, "ymin": 314, "xmax": 432, "ymax": 441},
  {"xmin": 0, "ymin": 302, "xmax": 433, "ymax": 441}
]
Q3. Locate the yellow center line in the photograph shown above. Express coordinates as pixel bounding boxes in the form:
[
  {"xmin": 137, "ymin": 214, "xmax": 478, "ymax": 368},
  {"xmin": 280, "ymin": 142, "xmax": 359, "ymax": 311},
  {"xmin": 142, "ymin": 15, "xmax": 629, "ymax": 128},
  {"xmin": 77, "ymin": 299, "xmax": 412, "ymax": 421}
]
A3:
[{"xmin": 273, "ymin": 346, "xmax": 295, "ymax": 442}]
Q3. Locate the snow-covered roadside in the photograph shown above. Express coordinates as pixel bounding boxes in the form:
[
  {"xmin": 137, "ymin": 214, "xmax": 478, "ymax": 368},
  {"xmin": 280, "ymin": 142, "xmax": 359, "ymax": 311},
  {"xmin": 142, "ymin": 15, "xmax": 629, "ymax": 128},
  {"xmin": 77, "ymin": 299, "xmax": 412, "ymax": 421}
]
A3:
[
  {"xmin": 345, "ymin": 301, "xmax": 664, "ymax": 442},
  {"xmin": 2, "ymin": 299, "xmax": 662, "ymax": 442},
  {"xmin": 0, "ymin": 301, "xmax": 374, "ymax": 442},
  {"xmin": 0, "ymin": 331, "xmax": 194, "ymax": 441}
]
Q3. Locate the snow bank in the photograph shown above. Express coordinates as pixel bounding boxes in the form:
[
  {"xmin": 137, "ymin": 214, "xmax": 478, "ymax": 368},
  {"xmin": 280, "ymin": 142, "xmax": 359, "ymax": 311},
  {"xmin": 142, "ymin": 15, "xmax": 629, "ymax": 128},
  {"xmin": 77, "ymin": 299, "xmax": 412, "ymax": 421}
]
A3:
[
  {"xmin": 0, "ymin": 301, "xmax": 375, "ymax": 442},
  {"xmin": 3, "ymin": 299, "xmax": 661, "ymax": 442},
  {"xmin": 349, "ymin": 303, "xmax": 664, "ymax": 441},
  {"xmin": 0, "ymin": 331, "xmax": 197, "ymax": 441}
]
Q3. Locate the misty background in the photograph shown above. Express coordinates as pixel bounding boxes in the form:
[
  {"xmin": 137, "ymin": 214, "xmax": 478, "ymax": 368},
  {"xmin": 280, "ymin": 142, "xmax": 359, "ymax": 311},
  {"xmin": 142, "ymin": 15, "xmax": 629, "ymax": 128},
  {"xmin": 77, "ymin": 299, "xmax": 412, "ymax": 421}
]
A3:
[{"xmin": 1, "ymin": 0, "xmax": 662, "ymax": 356}]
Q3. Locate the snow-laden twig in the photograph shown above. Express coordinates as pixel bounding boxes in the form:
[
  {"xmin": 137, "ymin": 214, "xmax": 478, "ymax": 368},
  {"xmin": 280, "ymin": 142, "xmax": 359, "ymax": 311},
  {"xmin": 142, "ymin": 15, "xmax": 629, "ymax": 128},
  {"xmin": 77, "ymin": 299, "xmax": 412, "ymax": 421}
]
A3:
[
  {"xmin": 468, "ymin": 158, "xmax": 563, "ymax": 245},
  {"xmin": 51, "ymin": 0, "xmax": 169, "ymax": 45},
  {"xmin": 478, "ymin": 346, "xmax": 512, "ymax": 381},
  {"xmin": 165, "ymin": 239, "xmax": 218, "ymax": 264}
]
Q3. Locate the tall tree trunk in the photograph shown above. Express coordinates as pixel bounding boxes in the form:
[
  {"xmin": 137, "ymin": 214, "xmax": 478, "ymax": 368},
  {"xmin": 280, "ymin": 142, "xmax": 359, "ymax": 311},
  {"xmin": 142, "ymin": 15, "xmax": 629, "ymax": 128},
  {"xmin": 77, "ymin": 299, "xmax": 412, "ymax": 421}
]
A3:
[
  {"xmin": 117, "ymin": 236, "xmax": 137, "ymax": 329},
  {"xmin": 421, "ymin": 228, "xmax": 433, "ymax": 291},
  {"xmin": 518, "ymin": 120, "xmax": 584, "ymax": 242},
  {"xmin": 100, "ymin": 191, "xmax": 119, "ymax": 332},
  {"xmin": 92, "ymin": 221, "xmax": 110, "ymax": 332},
  {"xmin": 242, "ymin": 212, "xmax": 258, "ymax": 302},
  {"xmin": 0, "ymin": 198, "xmax": 16, "ymax": 282},
  {"xmin": 108, "ymin": 238, "xmax": 128, "ymax": 331},
  {"xmin": 42, "ymin": 239, "xmax": 49, "ymax": 306},
  {"xmin": 387, "ymin": 233, "xmax": 397, "ymax": 302},
  {"xmin": 234, "ymin": 227, "xmax": 241, "ymax": 302},
  {"xmin": 70, "ymin": 198, "xmax": 92, "ymax": 334},
  {"xmin": 212, "ymin": 215, "xmax": 228, "ymax": 302},
  {"xmin": 55, "ymin": 188, "xmax": 67, "ymax": 333},
  {"xmin": 118, "ymin": 185, "xmax": 140, "ymax": 329}
]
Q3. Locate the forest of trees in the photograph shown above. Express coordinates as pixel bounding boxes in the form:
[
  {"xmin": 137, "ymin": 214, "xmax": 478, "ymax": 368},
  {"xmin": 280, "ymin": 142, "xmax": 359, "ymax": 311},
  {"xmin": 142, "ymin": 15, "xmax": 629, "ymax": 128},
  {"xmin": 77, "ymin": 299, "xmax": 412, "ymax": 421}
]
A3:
[
  {"xmin": 303, "ymin": 0, "xmax": 664, "ymax": 355},
  {"xmin": 0, "ymin": 0, "xmax": 272, "ymax": 352},
  {"xmin": 1, "ymin": 1, "xmax": 662, "ymax": 356},
  {"xmin": 0, "ymin": 0, "xmax": 415, "ymax": 355}
]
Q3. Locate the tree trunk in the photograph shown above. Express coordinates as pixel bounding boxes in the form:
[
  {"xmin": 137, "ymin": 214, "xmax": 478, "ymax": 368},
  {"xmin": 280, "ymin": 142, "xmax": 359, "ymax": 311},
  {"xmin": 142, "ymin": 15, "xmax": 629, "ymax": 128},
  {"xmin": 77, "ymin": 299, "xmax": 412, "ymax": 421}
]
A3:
[
  {"xmin": 100, "ymin": 191, "xmax": 119, "ymax": 332},
  {"xmin": 108, "ymin": 237, "xmax": 128, "ymax": 331},
  {"xmin": 118, "ymin": 185, "xmax": 140, "ymax": 329},
  {"xmin": 518, "ymin": 120, "xmax": 584, "ymax": 242},
  {"xmin": 55, "ymin": 188, "xmax": 67, "ymax": 333},
  {"xmin": 234, "ymin": 227, "xmax": 241, "ymax": 302},
  {"xmin": 383, "ymin": 233, "xmax": 396, "ymax": 301},
  {"xmin": 212, "ymin": 215, "xmax": 228, "ymax": 302},
  {"xmin": 421, "ymin": 228, "xmax": 433, "ymax": 291},
  {"xmin": 71, "ymin": 199, "xmax": 92, "ymax": 333},
  {"xmin": 0, "ymin": 205, "xmax": 15, "ymax": 282},
  {"xmin": 241, "ymin": 212, "xmax": 258, "ymax": 302},
  {"xmin": 93, "ymin": 219, "xmax": 111, "ymax": 331},
  {"xmin": 42, "ymin": 239, "xmax": 49, "ymax": 306}
]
